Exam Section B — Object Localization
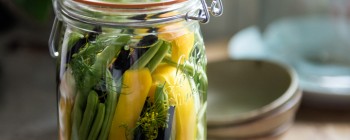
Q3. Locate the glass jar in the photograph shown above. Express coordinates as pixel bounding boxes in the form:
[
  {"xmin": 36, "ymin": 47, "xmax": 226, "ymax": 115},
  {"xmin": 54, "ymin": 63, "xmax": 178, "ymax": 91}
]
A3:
[{"xmin": 49, "ymin": 0, "xmax": 222, "ymax": 140}]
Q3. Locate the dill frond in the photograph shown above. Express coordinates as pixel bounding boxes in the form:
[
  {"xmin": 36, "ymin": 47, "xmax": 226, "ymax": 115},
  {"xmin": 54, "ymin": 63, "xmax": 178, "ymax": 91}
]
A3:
[{"xmin": 135, "ymin": 85, "xmax": 170, "ymax": 140}]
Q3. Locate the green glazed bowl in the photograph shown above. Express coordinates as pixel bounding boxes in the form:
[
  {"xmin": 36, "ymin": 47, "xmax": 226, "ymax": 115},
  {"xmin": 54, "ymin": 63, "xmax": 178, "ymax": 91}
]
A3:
[{"xmin": 207, "ymin": 59, "xmax": 302, "ymax": 139}]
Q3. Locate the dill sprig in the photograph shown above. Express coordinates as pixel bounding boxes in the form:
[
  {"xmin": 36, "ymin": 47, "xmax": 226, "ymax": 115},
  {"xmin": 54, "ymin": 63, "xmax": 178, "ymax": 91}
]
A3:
[
  {"xmin": 135, "ymin": 84, "xmax": 170, "ymax": 140},
  {"xmin": 70, "ymin": 54, "xmax": 95, "ymax": 91},
  {"xmin": 70, "ymin": 35, "xmax": 131, "ymax": 93}
]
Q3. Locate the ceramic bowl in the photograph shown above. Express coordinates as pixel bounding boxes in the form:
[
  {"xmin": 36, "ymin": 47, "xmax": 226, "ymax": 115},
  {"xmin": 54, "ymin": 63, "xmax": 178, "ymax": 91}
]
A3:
[{"xmin": 207, "ymin": 59, "xmax": 302, "ymax": 139}]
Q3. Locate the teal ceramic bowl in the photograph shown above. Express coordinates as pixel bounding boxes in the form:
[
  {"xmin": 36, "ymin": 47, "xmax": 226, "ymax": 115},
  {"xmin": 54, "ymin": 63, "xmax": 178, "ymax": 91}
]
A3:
[{"xmin": 207, "ymin": 59, "xmax": 302, "ymax": 139}]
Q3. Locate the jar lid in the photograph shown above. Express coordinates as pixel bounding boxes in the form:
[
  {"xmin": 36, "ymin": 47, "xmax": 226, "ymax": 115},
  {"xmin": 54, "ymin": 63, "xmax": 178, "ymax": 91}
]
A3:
[{"xmin": 73, "ymin": 0, "xmax": 188, "ymax": 8}]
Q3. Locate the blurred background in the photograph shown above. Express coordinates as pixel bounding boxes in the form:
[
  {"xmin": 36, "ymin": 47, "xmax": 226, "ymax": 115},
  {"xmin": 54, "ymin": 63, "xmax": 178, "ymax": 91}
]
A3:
[{"xmin": 0, "ymin": 0, "xmax": 350, "ymax": 139}]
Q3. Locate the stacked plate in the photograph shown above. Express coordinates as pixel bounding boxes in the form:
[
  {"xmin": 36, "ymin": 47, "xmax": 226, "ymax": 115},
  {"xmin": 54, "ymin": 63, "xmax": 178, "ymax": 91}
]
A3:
[
  {"xmin": 207, "ymin": 60, "xmax": 301, "ymax": 139},
  {"xmin": 228, "ymin": 16, "xmax": 350, "ymax": 108}
]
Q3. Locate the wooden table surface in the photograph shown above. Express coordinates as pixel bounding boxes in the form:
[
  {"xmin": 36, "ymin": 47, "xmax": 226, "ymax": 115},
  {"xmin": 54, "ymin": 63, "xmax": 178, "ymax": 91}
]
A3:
[{"xmin": 205, "ymin": 40, "xmax": 350, "ymax": 140}]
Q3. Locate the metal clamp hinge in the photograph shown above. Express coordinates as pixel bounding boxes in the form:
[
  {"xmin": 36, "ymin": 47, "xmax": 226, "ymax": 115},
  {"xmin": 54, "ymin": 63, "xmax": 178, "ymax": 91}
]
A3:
[{"xmin": 186, "ymin": 0, "xmax": 223, "ymax": 24}]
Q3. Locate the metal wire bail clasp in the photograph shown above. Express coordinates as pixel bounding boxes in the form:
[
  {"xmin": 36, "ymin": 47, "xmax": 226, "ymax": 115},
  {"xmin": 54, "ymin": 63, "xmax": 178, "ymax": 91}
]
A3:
[
  {"xmin": 186, "ymin": 0, "xmax": 223, "ymax": 24},
  {"xmin": 48, "ymin": 17, "xmax": 62, "ymax": 58}
]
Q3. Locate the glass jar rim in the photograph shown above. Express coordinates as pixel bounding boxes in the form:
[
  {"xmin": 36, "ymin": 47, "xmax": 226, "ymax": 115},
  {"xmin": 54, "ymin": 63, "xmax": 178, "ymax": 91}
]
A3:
[
  {"xmin": 56, "ymin": 0, "xmax": 200, "ymax": 27},
  {"xmin": 73, "ymin": 0, "xmax": 188, "ymax": 9},
  {"xmin": 54, "ymin": 0, "xmax": 222, "ymax": 26}
]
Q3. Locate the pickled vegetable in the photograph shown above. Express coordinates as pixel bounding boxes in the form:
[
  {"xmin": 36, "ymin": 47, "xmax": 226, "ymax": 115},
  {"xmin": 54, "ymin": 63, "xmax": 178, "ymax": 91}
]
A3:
[
  {"xmin": 152, "ymin": 64, "xmax": 196, "ymax": 140},
  {"xmin": 170, "ymin": 32, "xmax": 195, "ymax": 64},
  {"xmin": 109, "ymin": 68, "xmax": 152, "ymax": 140},
  {"xmin": 57, "ymin": 21, "xmax": 207, "ymax": 140}
]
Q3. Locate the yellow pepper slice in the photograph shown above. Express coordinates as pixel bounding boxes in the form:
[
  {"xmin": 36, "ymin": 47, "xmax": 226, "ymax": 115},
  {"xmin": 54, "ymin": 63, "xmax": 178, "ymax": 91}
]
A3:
[
  {"xmin": 151, "ymin": 64, "xmax": 196, "ymax": 140},
  {"xmin": 158, "ymin": 22, "xmax": 195, "ymax": 64},
  {"xmin": 170, "ymin": 32, "xmax": 195, "ymax": 64},
  {"xmin": 158, "ymin": 22, "xmax": 188, "ymax": 41},
  {"xmin": 109, "ymin": 68, "xmax": 152, "ymax": 140}
]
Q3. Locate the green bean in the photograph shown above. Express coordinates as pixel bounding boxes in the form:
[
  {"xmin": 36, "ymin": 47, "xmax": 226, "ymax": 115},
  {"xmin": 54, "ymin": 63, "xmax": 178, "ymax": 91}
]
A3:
[
  {"xmin": 197, "ymin": 69, "xmax": 208, "ymax": 101},
  {"xmin": 70, "ymin": 93, "xmax": 83, "ymax": 140},
  {"xmin": 154, "ymin": 84, "xmax": 169, "ymax": 119},
  {"xmin": 72, "ymin": 43, "xmax": 99, "ymax": 59},
  {"xmin": 163, "ymin": 56, "xmax": 195, "ymax": 76},
  {"xmin": 76, "ymin": 35, "xmax": 130, "ymax": 58},
  {"xmin": 82, "ymin": 35, "xmax": 131, "ymax": 94},
  {"xmin": 147, "ymin": 41, "xmax": 170, "ymax": 73},
  {"xmin": 68, "ymin": 32, "xmax": 84, "ymax": 50},
  {"xmin": 98, "ymin": 70, "xmax": 118, "ymax": 140},
  {"xmin": 130, "ymin": 40, "xmax": 163, "ymax": 70},
  {"xmin": 71, "ymin": 36, "xmax": 130, "ymax": 140},
  {"xmin": 79, "ymin": 91, "xmax": 99, "ymax": 140},
  {"xmin": 88, "ymin": 103, "xmax": 105, "ymax": 140}
]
